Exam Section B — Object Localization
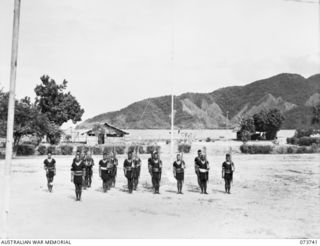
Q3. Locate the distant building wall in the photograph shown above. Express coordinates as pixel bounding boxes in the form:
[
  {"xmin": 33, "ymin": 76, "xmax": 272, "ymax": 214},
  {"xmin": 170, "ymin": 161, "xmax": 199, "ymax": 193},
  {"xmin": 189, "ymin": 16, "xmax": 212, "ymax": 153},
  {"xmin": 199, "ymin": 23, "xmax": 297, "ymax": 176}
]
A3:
[{"xmin": 87, "ymin": 136, "xmax": 98, "ymax": 146}]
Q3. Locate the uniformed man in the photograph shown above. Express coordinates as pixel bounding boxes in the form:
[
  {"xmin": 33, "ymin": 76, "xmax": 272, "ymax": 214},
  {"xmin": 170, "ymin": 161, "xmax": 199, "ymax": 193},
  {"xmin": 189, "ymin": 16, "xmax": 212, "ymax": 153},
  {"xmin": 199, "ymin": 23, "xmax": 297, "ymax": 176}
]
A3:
[
  {"xmin": 194, "ymin": 149, "xmax": 202, "ymax": 188},
  {"xmin": 110, "ymin": 152, "xmax": 118, "ymax": 188},
  {"xmin": 196, "ymin": 153, "xmax": 210, "ymax": 194},
  {"xmin": 73, "ymin": 150, "xmax": 83, "ymax": 163},
  {"xmin": 148, "ymin": 151, "xmax": 162, "ymax": 194},
  {"xmin": 173, "ymin": 153, "xmax": 186, "ymax": 194},
  {"xmin": 43, "ymin": 151, "xmax": 56, "ymax": 192},
  {"xmin": 71, "ymin": 153, "xmax": 86, "ymax": 201},
  {"xmin": 132, "ymin": 150, "xmax": 141, "ymax": 190},
  {"xmin": 99, "ymin": 153, "xmax": 111, "ymax": 192},
  {"xmin": 222, "ymin": 153, "xmax": 235, "ymax": 194},
  {"xmin": 123, "ymin": 151, "xmax": 135, "ymax": 193},
  {"xmin": 84, "ymin": 152, "xmax": 94, "ymax": 189}
]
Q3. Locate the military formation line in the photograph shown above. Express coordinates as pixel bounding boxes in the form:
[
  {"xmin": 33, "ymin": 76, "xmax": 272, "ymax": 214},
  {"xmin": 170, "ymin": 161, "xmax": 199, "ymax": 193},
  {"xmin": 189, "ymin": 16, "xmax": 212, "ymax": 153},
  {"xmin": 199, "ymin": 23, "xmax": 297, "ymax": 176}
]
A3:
[{"xmin": 43, "ymin": 149, "xmax": 235, "ymax": 201}]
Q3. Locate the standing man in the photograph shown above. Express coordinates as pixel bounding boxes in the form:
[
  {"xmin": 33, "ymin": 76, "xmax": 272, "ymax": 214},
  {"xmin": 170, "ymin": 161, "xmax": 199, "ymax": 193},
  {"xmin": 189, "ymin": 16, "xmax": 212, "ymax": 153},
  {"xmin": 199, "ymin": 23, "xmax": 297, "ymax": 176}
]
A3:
[
  {"xmin": 84, "ymin": 152, "xmax": 94, "ymax": 189},
  {"xmin": 194, "ymin": 149, "xmax": 202, "ymax": 189},
  {"xmin": 222, "ymin": 153, "xmax": 235, "ymax": 194},
  {"xmin": 99, "ymin": 153, "xmax": 110, "ymax": 192},
  {"xmin": 173, "ymin": 153, "xmax": 185, "ymax": 194},
  {"xmin": 110, "ymin": 151, "xmax": 118, "ymax": 188},
  {"xmin": 197, "ymin": 153, "xmax": 210, "ymax": 194},
  {"xmin": 132, "ymin": 150, "xmax": 141, "ymax": 190},
  {"xmin": 43, "ymin": 151, "xmax": 56, "ymax": 192},
  {"xmin": 123, "ymin": 151, "xmax": 134, "ymax": 193},
  {"xmin": 148, "ymin": 151, "xmax": 162, "ymax": 194},
  {"xmin": 71, "ymin": 153, "xmax": 86, "ymax": 201}
]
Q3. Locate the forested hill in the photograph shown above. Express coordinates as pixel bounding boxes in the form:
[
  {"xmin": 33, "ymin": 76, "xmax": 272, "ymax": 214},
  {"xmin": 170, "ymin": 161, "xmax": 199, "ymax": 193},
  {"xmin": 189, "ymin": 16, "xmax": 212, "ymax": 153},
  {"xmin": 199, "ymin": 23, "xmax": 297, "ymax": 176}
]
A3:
[{"xmin": 77, "ymin": 73, "xmax": 320, "ymax": 130}]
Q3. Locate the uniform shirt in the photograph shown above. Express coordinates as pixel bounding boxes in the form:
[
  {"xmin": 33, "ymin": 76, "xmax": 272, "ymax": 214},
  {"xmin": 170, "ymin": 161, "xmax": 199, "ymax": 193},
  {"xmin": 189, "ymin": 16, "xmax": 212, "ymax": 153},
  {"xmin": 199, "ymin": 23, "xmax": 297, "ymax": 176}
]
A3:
[
  {"xmin": 194, "ymin": 156, "xmax": 202, "ymax": 172},
  {"xmin": 108, "ymin": 158, "xmax": 118, "ymax": 170},
  {"xmin": 173, "ymin": 161, "xmax": 185, "ymax": 173},
  {"xmin": 85, "ymin": 157, "xmax": 94, "ymax": 170},
  {"xmin": 44, "ymin": 158, "xmax": 56, "ymax": 172},
  {"xmin": 198, "ymin": 159, "xmax": 209, "ymax": 172},
  {"xmin": 110, "ymin": 158, "xmax": 118, "ymax": 167},
  {"xmin": 71, "ymin": 160, "xmax": 86, "ymax": 176},
  {"xmin": 99, "ymin": 159, "xmax": 109, "ymax": 171},
  {"xmin": 132, "ymin": 158, "xmax": 141, "ymax": 168},
  {"xmin": 124, "ymin": 159, "xmax": 134, "ymax": 171},
  {"xmin": 222, "ymin": 161, "xmax": 234, "ymax": 174},
  {"xmin": 148, "ymin": 158, "xmax": 162, "ymax": 173}
]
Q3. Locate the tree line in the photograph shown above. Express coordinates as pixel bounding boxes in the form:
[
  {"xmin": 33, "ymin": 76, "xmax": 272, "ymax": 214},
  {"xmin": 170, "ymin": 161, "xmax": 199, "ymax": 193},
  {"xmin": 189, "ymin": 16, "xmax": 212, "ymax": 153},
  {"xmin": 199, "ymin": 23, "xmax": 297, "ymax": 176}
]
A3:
[
  {"xmin": 239, "ymin": 105, "xmax": 320, "ymax": 142},
  {"xmin": 0, "ymin": 75, "xmax": 84, "ymax": 147}
]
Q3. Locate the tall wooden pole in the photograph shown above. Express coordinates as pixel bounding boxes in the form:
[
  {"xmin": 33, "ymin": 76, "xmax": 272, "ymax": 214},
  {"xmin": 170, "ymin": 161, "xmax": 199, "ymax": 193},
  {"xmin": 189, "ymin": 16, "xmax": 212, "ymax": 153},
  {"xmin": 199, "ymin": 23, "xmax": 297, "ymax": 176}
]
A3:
[
  {"xmin": 170, "ymin": 0, "xmax": 175, "ymax": 165},
  {"xmin": 1, "ymin": 0, "xmax": 22, "ymax": 238}
]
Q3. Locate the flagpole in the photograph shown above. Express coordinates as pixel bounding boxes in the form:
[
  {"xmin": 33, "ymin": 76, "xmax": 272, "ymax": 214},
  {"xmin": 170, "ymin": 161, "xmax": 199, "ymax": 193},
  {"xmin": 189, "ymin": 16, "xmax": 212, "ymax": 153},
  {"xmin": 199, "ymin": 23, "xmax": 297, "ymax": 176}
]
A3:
[
  {"xmin": 1, "ymin": 0, "xmax": 22, "ymax": 238},
  {"xmin": 170, "ymin": 0, "xmax": 175, "ymax": 165}
]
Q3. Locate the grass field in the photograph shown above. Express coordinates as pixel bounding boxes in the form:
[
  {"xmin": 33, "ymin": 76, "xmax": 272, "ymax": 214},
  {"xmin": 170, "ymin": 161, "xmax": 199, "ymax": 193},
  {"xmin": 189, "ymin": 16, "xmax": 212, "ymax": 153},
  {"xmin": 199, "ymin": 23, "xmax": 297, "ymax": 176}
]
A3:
[{"xmin": 0, "ymin": 152, "xmax": 319, "ymax": 238}]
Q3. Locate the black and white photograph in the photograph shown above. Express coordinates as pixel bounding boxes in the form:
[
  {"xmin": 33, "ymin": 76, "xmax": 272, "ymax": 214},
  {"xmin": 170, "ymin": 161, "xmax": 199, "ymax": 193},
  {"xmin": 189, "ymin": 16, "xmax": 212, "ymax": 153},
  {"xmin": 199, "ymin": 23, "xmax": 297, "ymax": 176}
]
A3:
[{"xmin": 0, "ymin": 0, "xmax": 319, "ymax": 242}]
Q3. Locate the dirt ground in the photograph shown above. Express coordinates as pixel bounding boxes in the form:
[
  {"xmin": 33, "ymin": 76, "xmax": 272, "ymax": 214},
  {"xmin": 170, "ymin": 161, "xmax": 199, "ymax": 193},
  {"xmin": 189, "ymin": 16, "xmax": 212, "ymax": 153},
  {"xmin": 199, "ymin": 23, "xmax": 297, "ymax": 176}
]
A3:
[{"xmin": 0, "ymin": 152, "xmax": 319, "ymax": 238}]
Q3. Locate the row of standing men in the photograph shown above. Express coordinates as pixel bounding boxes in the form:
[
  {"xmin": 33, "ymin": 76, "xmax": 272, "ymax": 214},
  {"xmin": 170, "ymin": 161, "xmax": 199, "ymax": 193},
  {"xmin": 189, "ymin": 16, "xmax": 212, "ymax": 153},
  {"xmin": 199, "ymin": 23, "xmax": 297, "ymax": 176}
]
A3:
[{"xmin": 43, "ymin": 149, "xmax": 235, "ymax": 201}]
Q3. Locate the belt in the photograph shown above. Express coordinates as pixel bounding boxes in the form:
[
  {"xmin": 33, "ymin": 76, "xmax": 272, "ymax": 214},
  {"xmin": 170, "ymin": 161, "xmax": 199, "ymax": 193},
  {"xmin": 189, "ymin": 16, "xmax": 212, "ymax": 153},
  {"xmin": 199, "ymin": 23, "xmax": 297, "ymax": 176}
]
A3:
[
  {"xmin": 199, "ymin": 168, "xmax": 208, "ymax": 173},
  {"xmin": 100, "ymin": 167, "xmax": 107, "ymax": 170},
  {"xmin": 74, "ymin": 171, "xmax": 83, "ymax": 176},
  {"xmin": 152, "ymin": 168, "xmax": 160, "ymax": 172}
]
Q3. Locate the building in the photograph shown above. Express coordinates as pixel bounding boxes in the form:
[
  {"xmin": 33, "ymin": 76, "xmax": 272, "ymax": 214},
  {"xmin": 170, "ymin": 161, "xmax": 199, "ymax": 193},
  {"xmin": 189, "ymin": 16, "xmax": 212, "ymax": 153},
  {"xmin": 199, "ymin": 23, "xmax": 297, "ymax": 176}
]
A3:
[{"xmin": 82, "ymin": 122, "xmax": 129, "ymax": 145}]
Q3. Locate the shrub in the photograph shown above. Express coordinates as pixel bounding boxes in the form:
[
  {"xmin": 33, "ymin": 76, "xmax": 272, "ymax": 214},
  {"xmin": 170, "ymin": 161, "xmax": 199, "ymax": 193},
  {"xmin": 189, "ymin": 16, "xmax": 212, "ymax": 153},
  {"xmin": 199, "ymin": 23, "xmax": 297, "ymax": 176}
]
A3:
[
  {"xmin": 287, "ymin": 146, "xmax": 294, "ymax": 154},
  {"xmin": 296, "ymin": 146, "xmax": 307, "ymax": 154},
  {"xmin": 240, "ymin": 130, "xmax": 252, "ymax": 143},
  {"xmin": 205, "ymin": 137, "xmax": 211, "ymax": 142},
  {"xmin": 37, "ymin": 145, "xmax": 47, "ymax": 155},
  {"xmin": 76, "ymin": 145, "xmax": 90, "ymax": 154},
  {"xmin": 92, "ymin": 146, "xmax": 102, "ymax": 155},
  {"xmin": 65, "ymin": 134, "xmax": 72, "ymax": 142},
  {"xmin": 275, "ymin": 146, "xmax": 286, "ymax": 154},
  {"xmin": 60, "ymin": 145, "xmax": 74, "ymax": 155},
  {"xmin": 298, "ymin": 137, "xmax": 320, "ymax": 146},
  {"xmin": 286, "ymin": 137, "xmax": 299, "ymax": 145},
  {"xmin": 178, "ymin": 144, "xmax": 191, "ymax": 153},
  {"xmin": 240, "ymin": 144, "xmax": 273, "ymax": 154},
  {"xmin": 115, "ymin": 145, "xmax": 125, "ymax": 155},
  {"xmin": 146, "ymin": 145, "xmax": 161, "ymax": 154},
  {"xmin": 47, "ymin": 145, "xmax": 57, "ymax": 155},
  {"xmin": 0, "ymin": 153, "xmax": 5, "ymax": 159},
  {"xmin": 240, "ymin": 144, "xmax": 249, "ymax": 153},
  {"xmin": 287, "ymin": 137, "xmax": 320, "ymax": 146},
  {"xmin": 21, "ymin": 141, "xmax": 33, "ymax": 145},
  {"xmin": 16, "ymin": 144, "xmax": 35, "ymax": 156},
  {"xmin": 0, "ymin": 141, "xmax": 6, "ymax": 148},
  {"xmin": 294, "ymin": 128, "xmax": 314, "ymax": 138},
  {"xmin": 311, "ymin": 143, "xmax": 319, "ymax": 153},
  {"xmin": 128, "ymin": 145, "xmax": 145, "ymax": 154},
  {"xmin": 102, "ymin": 145, "xmax": 126, "ymax": 155}
]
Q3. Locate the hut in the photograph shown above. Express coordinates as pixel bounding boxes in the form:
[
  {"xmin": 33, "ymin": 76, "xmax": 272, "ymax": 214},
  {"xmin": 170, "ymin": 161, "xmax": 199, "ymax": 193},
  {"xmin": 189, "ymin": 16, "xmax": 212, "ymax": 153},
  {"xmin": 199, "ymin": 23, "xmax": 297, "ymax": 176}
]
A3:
[{"xmin": 83, "ymin": 122, "xmax": 129, "ymax": 145}]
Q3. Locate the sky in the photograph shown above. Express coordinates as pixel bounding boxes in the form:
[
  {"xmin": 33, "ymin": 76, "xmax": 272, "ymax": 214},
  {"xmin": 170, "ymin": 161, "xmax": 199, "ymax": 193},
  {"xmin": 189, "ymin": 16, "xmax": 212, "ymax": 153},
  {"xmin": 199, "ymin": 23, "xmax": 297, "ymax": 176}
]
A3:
[{"xmin": 0, "ymin": 0, "xmax": 319, "ymax": 125}]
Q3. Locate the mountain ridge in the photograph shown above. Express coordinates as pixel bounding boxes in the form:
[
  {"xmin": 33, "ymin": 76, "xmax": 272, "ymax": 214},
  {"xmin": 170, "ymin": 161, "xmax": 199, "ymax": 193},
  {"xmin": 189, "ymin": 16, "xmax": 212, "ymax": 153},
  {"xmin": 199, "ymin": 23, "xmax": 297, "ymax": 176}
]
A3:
[{"xmin": 77, "ymin": 73, "xmax": 320, "ymax": 130}]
